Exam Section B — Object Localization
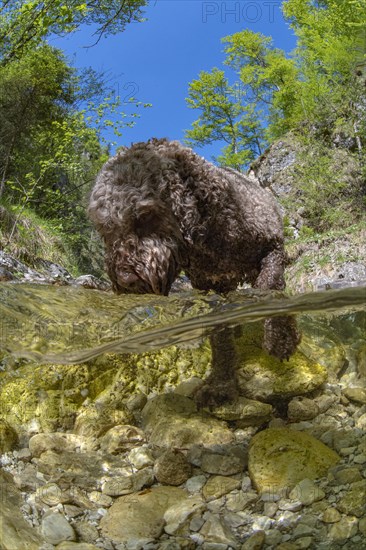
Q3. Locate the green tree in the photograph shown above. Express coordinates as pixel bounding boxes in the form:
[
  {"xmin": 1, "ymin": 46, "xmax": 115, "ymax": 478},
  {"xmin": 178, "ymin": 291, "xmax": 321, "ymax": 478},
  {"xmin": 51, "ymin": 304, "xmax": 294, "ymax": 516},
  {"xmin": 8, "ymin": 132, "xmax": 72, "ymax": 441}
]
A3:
[
  {"xmin": 222, "ymin": 30, "xmax": 300, "ymax": 139},
  {"xmin": 185, "ymin": 31, "xmax": 299, "ymax": 168},
  {"xmin": 186, "ymin": 1, "xmax": 366, "ymax": 167},
  {"xmin": 0, "ymin": 0, "xmax": 147, "ymax": 65},
  {"xmin": 0, "ymin": 44, "xmax": 151, "ymax": 274},
  {"xmin": 282, "ymin": 0, "xmax": 366, "ymax": 136},
  {"xmin": 0, "ymin": 44, "xmax": 74, "ymax": 197},
  {"xmin": 185, "ymin": 68, "xmax": 265, "ymax": 170},
  {"xmin": 0, "ymin": 44, "xmax": 149, "ymax": 200}
]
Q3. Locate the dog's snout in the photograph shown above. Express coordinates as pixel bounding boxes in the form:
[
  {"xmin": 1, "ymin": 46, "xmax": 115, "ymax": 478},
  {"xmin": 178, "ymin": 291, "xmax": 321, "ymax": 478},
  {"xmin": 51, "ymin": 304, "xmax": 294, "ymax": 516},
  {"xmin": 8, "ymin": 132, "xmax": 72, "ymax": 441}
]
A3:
[{"xmin": 118, "ymin": 271, "xmax": 140, "ymax": 285}]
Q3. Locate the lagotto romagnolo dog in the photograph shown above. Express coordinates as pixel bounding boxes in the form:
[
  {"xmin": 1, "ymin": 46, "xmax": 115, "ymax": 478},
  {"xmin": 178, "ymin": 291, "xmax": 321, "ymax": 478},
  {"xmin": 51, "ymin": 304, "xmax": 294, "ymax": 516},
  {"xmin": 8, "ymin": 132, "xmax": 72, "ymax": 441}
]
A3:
[{"xmin": 89, "ymin": 138, "xmax": 300, "ymax": 401}]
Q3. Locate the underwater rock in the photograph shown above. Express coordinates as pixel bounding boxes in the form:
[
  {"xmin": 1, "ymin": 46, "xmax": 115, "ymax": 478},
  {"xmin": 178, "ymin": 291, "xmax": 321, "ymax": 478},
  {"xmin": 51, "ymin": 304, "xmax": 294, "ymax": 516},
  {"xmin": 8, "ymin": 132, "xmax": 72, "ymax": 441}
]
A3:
[
  {"xmin": 102, "ymin": 467, "xmax": 154, "ymax": 497},
  {"xmin": 200, "ymin": 447, "xmax": 247, "ymax": 475},
  {"xmin": 163, "ymin": 495, "xmax": 205, "ymax": 535},
  {"xmin": 327, "ymin": 516, "xmax": 359, "ymax": 542},
  {"xmin": 56, "ymin": 543, "xmax": 99, "ymax": 549},
  {"xmin": 100, "ymin": 486, "xmax": 188, "ymax": 543},
  {"xmin": 74, "ymin": 403, "xmax": 133, "ymax": 439},
  {"xmin": 199, "ymin": 512, "xmax": 238, "ymax": 546},
  {"xmin": 0, "ymin": 470, "xmax": 45, "ymax": 549},
  {"xmin": 202, "ymin": 475, "xmax": 241, "ymax": 501},
  {"xmin": 0, "ymin": 362, "xmax": 110, "ymax": 434},
  {"xmin": 154, "ymin": 449, "xmax": 192, "ymax": 486},
  {"xmin": 336, "ymin": 480, "xmax": 366, "ymax": 517},
  {"xmin": 241, "ymin": 530, "xmax": 266, "ymax": 550},
  {"xmin": 288, "ymin": 478, "xmax": 325, "ymax": 506},
  {"xmin": 127, "ymin": 445, "xmax": 155, "ymax": 469},
  {"xmin": 343, "ymin": 387, "xmax": 366, "ymax": 405},
  {"xmin": 287, "ymin": 397, "xmax": 320, "ymax": 422},
  {"xmin": 0, "ymin": 341, "xmax": 211, "ymax": 437},
  {"xmin": 141, "ymin": 393, "xmax": 234, "ymax": 448},
  {"xmin": 40, "ymin": 511, "xmax": 76, "ymax": 545},
  {"xmin": 29, "ymin": 432, "xmax": 95, "ymax": 457},
  {"xmin": 208, "ymin": 396, "xmax": 273, "ymax": 426},
  {"xmin": 174, "ymin": 377, "xmax": 205, "ymax": 397},
  {"xmin": 36, "ymin": 449, "xmax": 134, "ymax": 493},
  {"xmin": 99, "ymin": 425, "xmax": 146, "ymax": 454},
  {"xmin": 237, "ymin": 349, "xmax": 327, "ymax": 402},
  {"xmin": 322, "ymin": 508, "xmax": 342, "ymax": 524},
  {"xmin": 248, "ymin": 428, "xmax": 339, "ymax": 494}
]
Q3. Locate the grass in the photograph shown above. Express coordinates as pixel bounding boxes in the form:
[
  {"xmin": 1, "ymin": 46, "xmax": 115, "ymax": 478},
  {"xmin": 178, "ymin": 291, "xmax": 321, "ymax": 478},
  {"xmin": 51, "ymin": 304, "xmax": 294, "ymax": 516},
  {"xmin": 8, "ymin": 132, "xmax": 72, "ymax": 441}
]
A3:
[
  {"xmin": 285, "ymin": 220, "xmax": 366, "ymax": 291},
  {"xmin": 0, "ymin": 203, "xmax": 83, "ymax": 276}
]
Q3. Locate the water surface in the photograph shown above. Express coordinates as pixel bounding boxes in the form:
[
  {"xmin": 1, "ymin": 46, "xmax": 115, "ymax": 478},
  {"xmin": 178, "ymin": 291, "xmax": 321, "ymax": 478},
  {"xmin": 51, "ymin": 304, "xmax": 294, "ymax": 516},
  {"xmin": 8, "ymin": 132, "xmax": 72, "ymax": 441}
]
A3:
[{"xmin": 0, "ymin": 283, "xmax": 364, "ymax": 365}]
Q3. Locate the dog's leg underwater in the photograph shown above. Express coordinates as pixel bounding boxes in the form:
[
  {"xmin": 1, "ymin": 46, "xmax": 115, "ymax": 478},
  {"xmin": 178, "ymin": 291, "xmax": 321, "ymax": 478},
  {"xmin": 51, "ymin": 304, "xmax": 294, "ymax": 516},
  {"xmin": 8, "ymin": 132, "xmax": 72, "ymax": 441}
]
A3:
[
  {"xmin": 194, "ymin": 326, "xmax": 239, "ymax": 409},
  {"xmin": 254, "ymin": 248, "xmax": 301, "ymax": 361}
]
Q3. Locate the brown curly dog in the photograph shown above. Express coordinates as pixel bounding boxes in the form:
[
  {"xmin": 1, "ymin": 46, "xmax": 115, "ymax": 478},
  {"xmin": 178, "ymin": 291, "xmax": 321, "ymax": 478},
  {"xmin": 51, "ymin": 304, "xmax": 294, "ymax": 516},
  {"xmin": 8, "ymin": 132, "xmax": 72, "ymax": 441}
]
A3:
[{"xmin": 89, "ymin": 138, "xmax": 300, "ymax": 405}]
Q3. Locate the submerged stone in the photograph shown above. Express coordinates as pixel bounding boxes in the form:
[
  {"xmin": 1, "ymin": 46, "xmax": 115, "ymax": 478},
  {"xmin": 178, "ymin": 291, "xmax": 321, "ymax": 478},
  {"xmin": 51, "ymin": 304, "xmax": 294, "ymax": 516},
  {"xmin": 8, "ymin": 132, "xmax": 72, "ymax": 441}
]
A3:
[
  {"xmin": 100, "ymin": 486, "xmax": 188, "ymax": 543},
  {"xmin": 336, "ymin": 480, "xmax": 366, "ymax": 517},
  {"xmin": 199, "ymin": 512, "xmax": 238, "ymax": 546},
  {"xmin": 0, "ymin": 336, "xmax": 211, "ymax": 436},
  {"xmin": 41, "ymin": 512, "xmax": 76, "ymax": 545},
  {"xmin": 237, "ymin": 350, "xmax": 327, "ymax": 402},
  {"xmin": 209, "ymin": 396, "xmax": 273, "ymax": 426},
  {"xmin": 288, "ymin": 478, "xmax": 325, "ymax": 506},
  {"xmin": 99, "ymin": 425, "xmax": 146, "ymax": 454},
  {"xmin": 328, "ymin": 516, "xmax": 358, "ymax": 542},
  {"xmin": 0, "ymin": 470, "xmax": 45, "ymax": 549},
  {"xmin": 248, "ymin": 428, "xmax": 339, "ymax": 494},
  {"xmin": 202, "ymin": 475, "xmax": 241, "ymax": 501},
  {"xmin": 154, "ymin": 449, "xmax": 192, "ymax": 486},
  {"xmin": 141, "ymin": 393, "xmax": 233, "ymax": 448},
  {"xmin": 200, "ymin": 448, "xmax": 247, "ymax": 475},
  {"xmin": 164, "ymin": 495, "xmax": 205, "ymax": 535}
]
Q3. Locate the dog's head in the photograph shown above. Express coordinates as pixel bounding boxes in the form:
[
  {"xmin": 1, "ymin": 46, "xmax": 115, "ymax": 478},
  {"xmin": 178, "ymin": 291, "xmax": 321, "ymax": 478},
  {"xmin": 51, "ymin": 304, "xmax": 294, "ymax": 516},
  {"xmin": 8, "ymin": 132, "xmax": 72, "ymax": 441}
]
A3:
[
  {"xmin": 91, "ymin": 195, "xmax": 183, "ymax": 295},
  {"xmin": 88, "ymin": 141, "xmax": 189, "ymax": 295},
  {"xmin": 106, "ymin": 234, "xmax": 180, "ymax": 296}
]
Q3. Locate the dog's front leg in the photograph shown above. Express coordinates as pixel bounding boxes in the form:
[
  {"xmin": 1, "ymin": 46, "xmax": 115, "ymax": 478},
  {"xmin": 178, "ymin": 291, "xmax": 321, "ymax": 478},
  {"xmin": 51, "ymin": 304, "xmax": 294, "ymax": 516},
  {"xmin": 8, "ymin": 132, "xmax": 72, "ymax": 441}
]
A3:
[
  {"xmin": 254, "ymin": 248, "xmax": 301, "ymax": 361},
  {"xmin": 194, "ymin": 326, "xmax": 239, "ymax": 408}
]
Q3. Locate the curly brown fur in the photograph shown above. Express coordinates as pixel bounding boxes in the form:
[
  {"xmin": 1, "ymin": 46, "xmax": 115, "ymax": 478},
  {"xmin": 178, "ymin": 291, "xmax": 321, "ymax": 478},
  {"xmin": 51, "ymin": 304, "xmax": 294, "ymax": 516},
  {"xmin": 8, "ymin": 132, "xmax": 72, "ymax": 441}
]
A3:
[{"xmin": 89, "ymin": 138, "xmax": 301, "ymax": 404}]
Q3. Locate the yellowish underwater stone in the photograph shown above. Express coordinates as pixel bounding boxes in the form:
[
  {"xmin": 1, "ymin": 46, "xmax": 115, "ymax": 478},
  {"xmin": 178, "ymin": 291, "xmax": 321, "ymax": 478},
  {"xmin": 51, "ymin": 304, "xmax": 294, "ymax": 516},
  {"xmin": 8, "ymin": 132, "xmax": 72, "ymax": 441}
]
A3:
[
  {"xmin": 0, "ymin": 339, "xmax": 211, "ymax": 435},
  {"xmin": 248, "ymin": 428, "xmax": 339, "ymax": 494},
  {"xmin": 234, "ymin": 322, "xmax": 328, "ymax": 402},
  {"xmin": 236, "ymin": 339, "xmax": 327, "ymax": 402}
]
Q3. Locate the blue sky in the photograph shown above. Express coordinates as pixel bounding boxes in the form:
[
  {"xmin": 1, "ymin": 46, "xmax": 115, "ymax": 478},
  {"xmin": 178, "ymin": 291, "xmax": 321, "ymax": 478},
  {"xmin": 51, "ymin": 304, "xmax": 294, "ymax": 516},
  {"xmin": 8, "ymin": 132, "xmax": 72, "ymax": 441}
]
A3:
[{"xmin": 51, "ymin": 1, "xmax": 296, "ymax": 160}]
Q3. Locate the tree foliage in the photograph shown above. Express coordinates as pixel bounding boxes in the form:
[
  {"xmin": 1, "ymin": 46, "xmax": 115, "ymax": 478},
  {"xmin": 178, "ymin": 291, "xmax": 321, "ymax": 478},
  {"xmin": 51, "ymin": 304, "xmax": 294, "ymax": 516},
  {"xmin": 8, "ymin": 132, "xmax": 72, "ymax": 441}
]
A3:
[
  {"xmin": 186, "ymin": 68, "xmax": 265, "ymax": 170},
  {"xmin": 185, "ymin": 0, "xmax": 366, "ymax": 171},
  {"xmin": 222, "ymin": 30, "xmax": 300, "ymax": 139},
  {"xmin": 0, "ymin": 0, "xmax": 147, "ymax": 65},
  {"xmin": 282, "ymin": 0, "xmax": 366, "ymax": 132},
  {"xmin": 0, "ymin": 0, "xmax": 150, "ymax": 274},
  {"xmin": 186, "ymin": 31, "xmax": 299, "ymax": 166},
  {"xmin": 0, "ymin": 43, "xmax": 149, "ymax": 272}
]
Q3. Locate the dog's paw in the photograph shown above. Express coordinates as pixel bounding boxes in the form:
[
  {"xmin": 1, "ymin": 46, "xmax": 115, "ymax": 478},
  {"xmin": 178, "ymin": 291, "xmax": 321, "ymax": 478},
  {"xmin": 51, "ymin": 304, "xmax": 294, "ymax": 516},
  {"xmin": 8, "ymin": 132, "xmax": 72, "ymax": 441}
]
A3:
[{"xmin": 193, "ymin": 376, "xmax": 239, "ymax": 409}]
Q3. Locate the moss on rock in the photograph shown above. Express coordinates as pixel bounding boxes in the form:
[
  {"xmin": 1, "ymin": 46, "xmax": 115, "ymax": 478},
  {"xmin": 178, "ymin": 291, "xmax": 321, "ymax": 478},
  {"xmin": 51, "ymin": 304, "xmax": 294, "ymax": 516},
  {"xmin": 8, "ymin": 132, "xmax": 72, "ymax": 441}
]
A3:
[
  {"xmin": 248, "ymin": 427, "xmax": 339, "ymax": 494},
  {"xmin": 0, "ymin": 341, "xmax": 211, "ymax": 435},
  {"xmin": 236, "ymin": 324, "xmax": 327, "ymax": 402}
]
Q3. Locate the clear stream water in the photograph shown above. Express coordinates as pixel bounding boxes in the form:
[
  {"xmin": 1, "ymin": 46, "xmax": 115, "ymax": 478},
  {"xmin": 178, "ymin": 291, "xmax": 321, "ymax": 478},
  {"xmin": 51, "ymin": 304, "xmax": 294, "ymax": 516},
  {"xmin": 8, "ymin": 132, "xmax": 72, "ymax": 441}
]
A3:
[{"xmin": 0, "ymin": 283, "xmax": 365, "ymax": 366}]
